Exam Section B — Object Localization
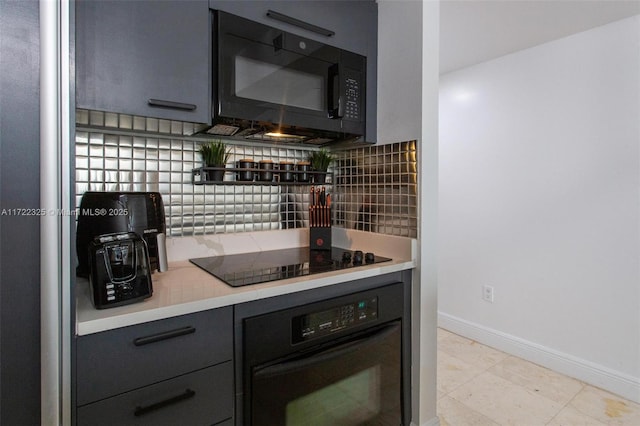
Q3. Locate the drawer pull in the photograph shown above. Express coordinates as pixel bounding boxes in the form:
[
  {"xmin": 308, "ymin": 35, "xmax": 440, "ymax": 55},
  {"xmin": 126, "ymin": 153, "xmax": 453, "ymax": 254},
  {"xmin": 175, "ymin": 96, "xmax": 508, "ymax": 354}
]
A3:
[
  {"xmin": 134, "ymin": 388, "xmax": 196, "ymax": 417},
  {"xmin": 133, "ymin": 326, "xmax": 196, "ymax": 346},
  {"xmin": 148, "ymin": 98, "xmax": 197, "ymax": 111}
]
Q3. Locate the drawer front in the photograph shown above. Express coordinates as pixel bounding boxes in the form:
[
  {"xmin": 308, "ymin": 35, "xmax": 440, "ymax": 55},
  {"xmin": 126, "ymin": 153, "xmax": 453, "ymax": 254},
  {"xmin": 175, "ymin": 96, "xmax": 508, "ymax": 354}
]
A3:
[
  {"xmin": 77, "ymin": 362, "xmax": 233, "ymax": 426},
  {"xmin": 77, "ymin": 307, "xmax": 232, "ymax": 405}
]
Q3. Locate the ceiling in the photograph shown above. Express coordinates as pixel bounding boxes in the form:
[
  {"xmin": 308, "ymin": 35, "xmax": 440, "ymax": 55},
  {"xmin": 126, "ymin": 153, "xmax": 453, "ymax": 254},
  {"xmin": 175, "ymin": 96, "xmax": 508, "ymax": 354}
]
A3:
[{"xmin": 439, "ymin": 0, "xmax": 640, "ymax": 74}]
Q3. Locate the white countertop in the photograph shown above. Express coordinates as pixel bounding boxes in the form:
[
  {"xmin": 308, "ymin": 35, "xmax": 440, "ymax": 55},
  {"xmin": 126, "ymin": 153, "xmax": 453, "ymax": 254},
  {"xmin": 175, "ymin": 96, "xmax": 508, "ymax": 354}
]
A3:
[{"xmin": 76, "ymin": 229, "xmax": 417, "ymax": 335}]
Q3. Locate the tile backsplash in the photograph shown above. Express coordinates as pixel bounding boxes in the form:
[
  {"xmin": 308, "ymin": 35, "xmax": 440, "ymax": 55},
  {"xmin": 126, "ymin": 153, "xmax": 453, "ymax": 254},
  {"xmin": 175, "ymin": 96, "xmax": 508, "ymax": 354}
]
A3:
[
  {"xmin": 75, "ymin": 110, "xmax": 417, "ymax": 238},
  {"xmin": 332, "ymin": 141, "xmax": 418, "ymax": 237}
]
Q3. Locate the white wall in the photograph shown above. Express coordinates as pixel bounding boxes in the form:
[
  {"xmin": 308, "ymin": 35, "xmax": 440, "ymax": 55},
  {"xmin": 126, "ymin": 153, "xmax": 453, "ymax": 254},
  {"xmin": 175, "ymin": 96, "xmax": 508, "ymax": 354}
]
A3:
[
  {"xmin": 438, "ymin": 15, "xmax": 640, "ymax": 402},
  {"xmin": 378, "ymin": 1, "xmax": 441, "ymax": 424},
  {"xmin": 419, "ymin": 2, "xmax": 440, "ymax": 426},
  {"xmin": 376, "ymin": 0, "xmax": 440, "ymax": 426}
]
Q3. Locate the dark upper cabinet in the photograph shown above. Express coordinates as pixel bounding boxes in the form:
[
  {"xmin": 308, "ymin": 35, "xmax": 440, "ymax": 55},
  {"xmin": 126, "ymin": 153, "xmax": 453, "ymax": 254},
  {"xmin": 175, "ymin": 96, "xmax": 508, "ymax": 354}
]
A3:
[
  {"xmin": 76, "ymin": 0, "xmax": 210, "ymax": 123},
  {"xmin": 210, "ymin": 0, "xmax": 378, "ymax": 142}
]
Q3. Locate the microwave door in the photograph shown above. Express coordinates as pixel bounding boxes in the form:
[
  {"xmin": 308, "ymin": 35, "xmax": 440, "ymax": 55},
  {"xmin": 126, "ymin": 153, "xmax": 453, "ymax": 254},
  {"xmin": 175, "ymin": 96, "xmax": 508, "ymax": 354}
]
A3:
[
  {"xmin": 234, "ymin": 54, "xmax": 327, "ymax": 113},
  {"xmin": 218, "ymin": 31, "xmax": 340, "ymax": 129},
  {"xmin": 214, "ymin": 11, "xmax": 366, "ymax": 140}
]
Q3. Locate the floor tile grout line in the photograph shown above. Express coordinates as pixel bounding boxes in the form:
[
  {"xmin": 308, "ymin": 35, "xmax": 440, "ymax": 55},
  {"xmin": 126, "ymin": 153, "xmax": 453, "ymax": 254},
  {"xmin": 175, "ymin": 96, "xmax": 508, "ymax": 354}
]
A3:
[
  {"xmin": 439, "ymin": 329, "xmax": 600, "ymax": 401},
  {"xmin": 437, "ymin": 329, "xmax": 511, "ymax": 396},
  {"xmin": 438, "ymin": 394, "xmax": 502, "ymax": 426},
  {"xmin": 489, "ymin": 355, "xmax": 588, "ymax": 413},
  {"xmin": 437, "ymin": 348, "xmax": 508, "ymax": 398},
  {"xmin": 551, "ymin": 382, "xmax": 612, "ymax": 426},
  {"xmin": 437, "ymin": 338, "xmax": 516, "ymax": 425},
  {"xmin": 445, "ymin": 366, "xmax": 564, "ymax": 426},
  {"xmin": 437, "ymin": 329, "xmax": 618, "ymax": 426},
  {"xmin": 543, "ymin": 382, "xmax": 586, "ymax": 426},
  {"xmin": 439, "ymin": 328, "xmax": 640, "ymax": 407}
]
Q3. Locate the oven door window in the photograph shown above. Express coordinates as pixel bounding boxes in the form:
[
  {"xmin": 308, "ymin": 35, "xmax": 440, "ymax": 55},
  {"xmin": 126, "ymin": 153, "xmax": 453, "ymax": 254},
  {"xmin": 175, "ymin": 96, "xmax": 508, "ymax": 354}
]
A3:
[
  {"xmin": 250, "ymin": 321, "xmax": 402, "ymax": 426},
  {"xmin": 286, "ymin": 365, "xmax": 381, "ymax": 425}
]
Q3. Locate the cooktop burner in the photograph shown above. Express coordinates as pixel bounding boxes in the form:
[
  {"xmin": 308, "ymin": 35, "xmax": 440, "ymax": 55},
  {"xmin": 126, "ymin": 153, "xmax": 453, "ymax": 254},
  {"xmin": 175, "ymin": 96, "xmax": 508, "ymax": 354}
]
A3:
[{"xmin": 189, "ymin": 247, "xmax": 391, "ymax": 287}]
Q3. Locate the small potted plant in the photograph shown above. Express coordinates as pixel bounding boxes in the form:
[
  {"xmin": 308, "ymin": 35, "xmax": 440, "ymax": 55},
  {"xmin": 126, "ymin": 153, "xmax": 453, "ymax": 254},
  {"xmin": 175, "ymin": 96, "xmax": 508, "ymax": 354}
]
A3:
[
  {"xmin": 309, "ymin": 149, "xmax": 334, "ymax": 183},
  {"xmin": 198, "ymin": 140, "xmax": 230, "ymax": 182}
]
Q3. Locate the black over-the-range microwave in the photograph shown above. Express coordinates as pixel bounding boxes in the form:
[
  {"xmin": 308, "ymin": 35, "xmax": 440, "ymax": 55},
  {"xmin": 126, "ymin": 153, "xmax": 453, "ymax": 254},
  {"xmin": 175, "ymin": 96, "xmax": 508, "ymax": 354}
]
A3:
[{"xmin": 207, "ymin": 10, "xmax": 367, "ymax": 145}]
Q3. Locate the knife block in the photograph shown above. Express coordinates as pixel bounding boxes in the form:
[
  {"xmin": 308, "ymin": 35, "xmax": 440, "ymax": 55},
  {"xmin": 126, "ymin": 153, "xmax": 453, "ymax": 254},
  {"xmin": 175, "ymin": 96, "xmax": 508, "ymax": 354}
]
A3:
[
  {"xmin": 310, "ymin": 226, "xmax": 331, "ymax": 250},
  {"xmin": 309, "ymin": 187, "xmax": 331, "ymax": 250}
]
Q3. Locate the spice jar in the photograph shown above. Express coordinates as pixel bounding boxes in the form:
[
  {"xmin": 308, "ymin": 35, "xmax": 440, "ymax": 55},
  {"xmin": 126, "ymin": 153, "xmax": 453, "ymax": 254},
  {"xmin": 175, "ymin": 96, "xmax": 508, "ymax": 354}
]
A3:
[
  {"xmin": 258, "ymin": 160, "xmax": 274, "ymax": 182},
  {"xmin": 279, "ymin": 161, "xmax": 294, "ymax": 182},
  {"xmin": 237, "ymin": 159, "xmax": 256, "ymax": 181},
  {"xmin": 296, "ymin": 161, "xmax": 311, "ymax": 182}
]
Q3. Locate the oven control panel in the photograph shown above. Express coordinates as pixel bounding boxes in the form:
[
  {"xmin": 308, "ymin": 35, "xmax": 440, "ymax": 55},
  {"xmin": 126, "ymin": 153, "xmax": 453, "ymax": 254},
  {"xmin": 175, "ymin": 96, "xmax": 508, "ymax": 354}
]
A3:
[{"xmin": 292, "ymin": 296, "xmax": 378, "ymax": 344}]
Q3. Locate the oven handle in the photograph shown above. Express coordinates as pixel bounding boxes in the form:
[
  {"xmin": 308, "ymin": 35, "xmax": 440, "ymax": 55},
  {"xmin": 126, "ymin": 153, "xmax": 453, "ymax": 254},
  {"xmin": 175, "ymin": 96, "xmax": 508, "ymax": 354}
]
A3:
[{"xmin": 254, "ymin": 321, "xmax": 400, "ymax": 379}]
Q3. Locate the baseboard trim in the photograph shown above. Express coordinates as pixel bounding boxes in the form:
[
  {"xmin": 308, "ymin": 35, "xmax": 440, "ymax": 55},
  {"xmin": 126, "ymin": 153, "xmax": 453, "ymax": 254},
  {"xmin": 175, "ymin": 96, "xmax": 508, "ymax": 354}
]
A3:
[{"xmin": 438, "ymin": 312, "xmax": 640, "ymax": 404}]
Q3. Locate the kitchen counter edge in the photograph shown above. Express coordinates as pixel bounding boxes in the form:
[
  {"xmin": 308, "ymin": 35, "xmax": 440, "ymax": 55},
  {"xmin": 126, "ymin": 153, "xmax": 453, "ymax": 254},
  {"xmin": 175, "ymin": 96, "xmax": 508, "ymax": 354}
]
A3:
[{"xmin": 76, "ymin": 258, "xmax": 416, "ymax": 336}]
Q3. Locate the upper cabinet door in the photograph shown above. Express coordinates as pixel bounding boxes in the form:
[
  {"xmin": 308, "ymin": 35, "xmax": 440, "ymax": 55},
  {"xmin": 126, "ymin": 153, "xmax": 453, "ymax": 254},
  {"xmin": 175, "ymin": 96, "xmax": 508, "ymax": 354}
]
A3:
[
  {"xmin": 209, "ymin": 0, "xmax": 376, "ymax": 56},
  {"xmin": 76, "ymin": 0, "xmax": 210, "ymax": 124}
]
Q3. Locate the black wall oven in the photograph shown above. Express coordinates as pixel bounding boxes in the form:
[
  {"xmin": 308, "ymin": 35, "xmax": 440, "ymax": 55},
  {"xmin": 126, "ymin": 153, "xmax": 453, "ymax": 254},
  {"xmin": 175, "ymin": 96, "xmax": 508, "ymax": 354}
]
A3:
[
  {"xmin": 211, "ymin": 11, "xmax": 366, "ymax": 144},
  {"xmin": 235, "ymin": 275, "xmax": 411, "ymax": 425}
]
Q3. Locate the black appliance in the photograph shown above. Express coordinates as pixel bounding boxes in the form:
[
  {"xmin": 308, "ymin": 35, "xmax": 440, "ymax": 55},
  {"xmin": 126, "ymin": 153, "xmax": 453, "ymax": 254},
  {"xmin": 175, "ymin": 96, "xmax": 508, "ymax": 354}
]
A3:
[
  {"xmin": 209, "ymin": 11, "xmax": 366, "ymax": 145},
  {"xmin": 87, "ymin": 232, "xmax": 153, "ymax": 309},
  {"xmin": 76, "ymin": 191, "xmax": 168, "ymax": 277},
  {"xmin": 189, "ymin": 247, "xmax": 390, "ymax": 287},
  {"xmin": 240, "ymin": 282, "xmax": 409, "ymax": 425}
]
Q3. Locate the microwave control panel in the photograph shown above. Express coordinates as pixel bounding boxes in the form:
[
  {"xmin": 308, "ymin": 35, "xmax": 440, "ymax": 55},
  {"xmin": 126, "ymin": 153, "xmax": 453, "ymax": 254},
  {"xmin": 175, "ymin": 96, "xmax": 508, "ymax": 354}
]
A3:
[
  {"xmin": 292, "ymin": 296, "xmax": 378, "ymax": 344},
  {"xmin": 343, "ymin": 69, "xmax": 363, "ymax": 121}
]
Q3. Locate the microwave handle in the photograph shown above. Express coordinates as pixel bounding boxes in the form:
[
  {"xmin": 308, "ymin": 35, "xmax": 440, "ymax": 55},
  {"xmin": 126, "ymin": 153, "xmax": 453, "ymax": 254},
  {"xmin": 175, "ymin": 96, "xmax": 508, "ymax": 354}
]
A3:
[{"xmin": 327, "ymin": 63, "xmax": 343, "ymax": 119}]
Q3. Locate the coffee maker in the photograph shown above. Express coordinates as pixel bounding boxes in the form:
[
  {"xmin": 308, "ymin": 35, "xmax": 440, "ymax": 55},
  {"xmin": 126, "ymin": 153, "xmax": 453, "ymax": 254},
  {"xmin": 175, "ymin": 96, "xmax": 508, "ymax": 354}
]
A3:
[
  {"xmin": 87, "ymin": 232, "xmax": 153, "ymax": 309},
  {"xmin": 76, "ymin": 192, "xmax": 168, "ymax": 308}
]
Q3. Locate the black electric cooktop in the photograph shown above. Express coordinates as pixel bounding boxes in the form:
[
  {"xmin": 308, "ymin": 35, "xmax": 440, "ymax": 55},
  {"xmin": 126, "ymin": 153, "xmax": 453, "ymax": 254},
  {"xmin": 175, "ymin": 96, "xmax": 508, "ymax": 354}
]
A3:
[{"xmin": 189, "ymin": 247, "xmax": 391, "ymax": 287}]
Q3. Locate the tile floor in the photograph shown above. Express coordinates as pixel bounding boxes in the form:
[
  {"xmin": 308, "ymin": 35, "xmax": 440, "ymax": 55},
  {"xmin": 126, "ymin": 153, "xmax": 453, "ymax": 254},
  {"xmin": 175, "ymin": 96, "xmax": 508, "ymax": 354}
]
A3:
[{"xmin": 437, "ymin": 328, "xmax": 640, "ymax": 425}]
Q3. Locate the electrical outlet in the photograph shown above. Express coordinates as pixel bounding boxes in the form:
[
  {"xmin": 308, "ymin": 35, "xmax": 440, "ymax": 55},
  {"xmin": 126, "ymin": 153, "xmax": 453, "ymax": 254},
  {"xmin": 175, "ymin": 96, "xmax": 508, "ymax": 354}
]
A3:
[{"xmin": 483, "ymin": 285, "xmax": 494, "ymax": 303}]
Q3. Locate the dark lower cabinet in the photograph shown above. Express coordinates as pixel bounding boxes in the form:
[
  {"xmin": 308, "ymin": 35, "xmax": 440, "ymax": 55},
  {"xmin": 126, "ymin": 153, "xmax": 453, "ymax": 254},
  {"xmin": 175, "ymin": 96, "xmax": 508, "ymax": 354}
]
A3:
[
  {"xmin": 74, "ymin": 307, "xmax": 233, "ymax": 425},
  {"xmin": 76, "ymin": 308, "xmax": 232, "ymax": 405},
  {"xmin": 77, "ymin": 362, "xmax": 232, "ymax": 426}
]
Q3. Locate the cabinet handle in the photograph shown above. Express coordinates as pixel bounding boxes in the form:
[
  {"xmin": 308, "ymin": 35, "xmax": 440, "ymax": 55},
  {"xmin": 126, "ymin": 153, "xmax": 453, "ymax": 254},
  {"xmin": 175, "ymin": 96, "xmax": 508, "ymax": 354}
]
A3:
[
  {"xmin": 148, "ymin": 98, "xmax": 197, "ymax": 111},
  {"xmin": 134, "ymin": 389, "xmax": 196, "ymax": 417},
  {"xmin": 133, "ymin": 326, "xmax": 196, "ymax": 346},
  {"xmin": 266, "ymin": 10, "xmax": 334, "ymax": 37}
]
